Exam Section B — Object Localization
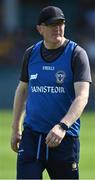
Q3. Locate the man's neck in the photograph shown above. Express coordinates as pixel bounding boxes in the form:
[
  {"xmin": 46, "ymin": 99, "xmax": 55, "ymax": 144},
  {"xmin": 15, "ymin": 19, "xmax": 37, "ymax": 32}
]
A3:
[{"xmin": 44, "ymin": 37, "xmax": 66, "ymax": 49}]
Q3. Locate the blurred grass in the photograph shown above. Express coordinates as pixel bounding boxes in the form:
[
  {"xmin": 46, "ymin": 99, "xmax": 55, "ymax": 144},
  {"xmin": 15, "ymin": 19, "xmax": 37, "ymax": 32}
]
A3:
[{"xmin": 0, "ymin": 110, "xmax": 95, "ymax": 179}]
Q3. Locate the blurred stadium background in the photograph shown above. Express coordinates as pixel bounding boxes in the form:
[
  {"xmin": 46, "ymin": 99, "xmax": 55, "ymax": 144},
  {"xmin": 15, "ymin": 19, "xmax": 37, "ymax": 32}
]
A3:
[{"xmin": 0, "ymin": 0, "xmax": 95, "ymax": 179}]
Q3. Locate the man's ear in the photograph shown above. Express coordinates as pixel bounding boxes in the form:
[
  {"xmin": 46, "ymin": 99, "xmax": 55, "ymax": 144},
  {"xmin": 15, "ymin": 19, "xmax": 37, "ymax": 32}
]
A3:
[{"xmin": 36, "ymin": 25, "xmax": 42, "ymax": 35}]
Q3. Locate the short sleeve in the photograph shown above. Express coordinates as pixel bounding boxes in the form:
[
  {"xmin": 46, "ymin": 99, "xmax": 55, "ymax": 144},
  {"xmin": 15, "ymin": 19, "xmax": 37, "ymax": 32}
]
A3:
[
  {"xmin": 72, "ymin": 45, "xmax": 92, "ymax": 83},
  {"xmin": 20, "ymin": 46, "xmax": 34, "ymax": 82}
]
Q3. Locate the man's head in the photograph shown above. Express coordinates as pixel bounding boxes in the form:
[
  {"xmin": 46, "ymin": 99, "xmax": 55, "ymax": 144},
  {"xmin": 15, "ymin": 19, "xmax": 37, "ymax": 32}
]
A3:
[
  {"xmin": 37, "ymin": 6, "xmax": 65, "ymax": 26},
  {"xmin": 37, "ymin": 6, "xmax": 66, "ymax": 48}
]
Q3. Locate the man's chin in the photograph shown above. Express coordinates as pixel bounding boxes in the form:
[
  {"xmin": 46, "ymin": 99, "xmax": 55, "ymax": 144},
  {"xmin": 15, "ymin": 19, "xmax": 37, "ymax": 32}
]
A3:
[{"xmin": 52, "ymin": 37, "xmax": 62, "ymax": 43}]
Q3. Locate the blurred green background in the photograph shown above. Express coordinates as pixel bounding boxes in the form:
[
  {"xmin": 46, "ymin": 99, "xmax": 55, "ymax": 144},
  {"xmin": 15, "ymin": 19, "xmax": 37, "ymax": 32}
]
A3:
[{"xmin": 0, "ymin": 111, "xmax": 95, "ymax": 179}]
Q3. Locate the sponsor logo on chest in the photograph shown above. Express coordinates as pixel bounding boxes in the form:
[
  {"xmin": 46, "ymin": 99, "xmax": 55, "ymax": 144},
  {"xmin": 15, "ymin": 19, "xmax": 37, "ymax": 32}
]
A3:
[
  {"xmin": 42, "ymin": 66, "xmax": 55, "ymax": 71},
  {"xmin": 30, "ymin": 73, "xmax": 38, "ymax": 80}
]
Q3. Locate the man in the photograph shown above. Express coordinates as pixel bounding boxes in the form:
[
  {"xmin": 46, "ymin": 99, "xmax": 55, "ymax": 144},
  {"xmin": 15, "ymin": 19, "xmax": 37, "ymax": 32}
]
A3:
[{"xmin": 11, "ymin": 6, "xmax": 92, "ymax": 179}]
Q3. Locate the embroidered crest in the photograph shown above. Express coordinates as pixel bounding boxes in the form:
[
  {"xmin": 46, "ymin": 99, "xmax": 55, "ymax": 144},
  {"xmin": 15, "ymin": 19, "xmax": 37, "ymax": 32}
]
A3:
[{"xmin": 56, "ymin": 71, "xmax": 65, "ymax": 84}]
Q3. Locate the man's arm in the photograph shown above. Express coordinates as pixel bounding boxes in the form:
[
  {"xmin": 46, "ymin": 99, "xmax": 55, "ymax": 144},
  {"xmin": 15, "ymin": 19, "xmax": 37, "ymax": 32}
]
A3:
[
  {"xmin": 46, "ymin": 81, "xmax": 90, "ymax": 147},
  {"xmin": 60, "ymin": 81, "xmax": 89, "ymax": 127},
  {"xmin": 11, "ymin": 81, "xmax": 28, "ymax": 152}
]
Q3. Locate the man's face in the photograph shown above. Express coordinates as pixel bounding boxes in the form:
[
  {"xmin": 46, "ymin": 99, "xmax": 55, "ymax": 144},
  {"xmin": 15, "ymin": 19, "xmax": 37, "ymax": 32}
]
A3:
[{"xmin": 37, "ymin": 20, "xmax": 65, "ymax": 46}]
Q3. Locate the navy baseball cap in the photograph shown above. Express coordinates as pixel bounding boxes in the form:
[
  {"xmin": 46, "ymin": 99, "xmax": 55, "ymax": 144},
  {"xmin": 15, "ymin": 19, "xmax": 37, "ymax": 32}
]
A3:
[{"xmin": 38, "ymin": 6, "xmax": 65, "ymax": 25}]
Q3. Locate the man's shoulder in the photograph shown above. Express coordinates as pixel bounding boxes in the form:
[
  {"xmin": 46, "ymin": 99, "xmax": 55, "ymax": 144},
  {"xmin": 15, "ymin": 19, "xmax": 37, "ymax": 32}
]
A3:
[
  {"xmin": 25, "ymin": 40, "xmax": 43, "ymax": 54},
  {"xmin": 70, "ymin": 41, "xmax": 87, "ymax": 58},
  {"xmin": 23, "ymin": 45, "xmax": 34, "ymax": 63},
  {"xmin": 71, "ymin": 41, "xmax": 89, "ymax": 67},
  {"xmin": 69, "ymin": 39, "xmax": 86, "ymax": 53},
  {"xmin": 25, "ymin": 45, "xmax": 34, "ymax": 54}
]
